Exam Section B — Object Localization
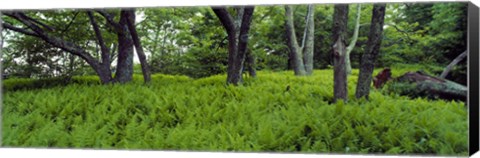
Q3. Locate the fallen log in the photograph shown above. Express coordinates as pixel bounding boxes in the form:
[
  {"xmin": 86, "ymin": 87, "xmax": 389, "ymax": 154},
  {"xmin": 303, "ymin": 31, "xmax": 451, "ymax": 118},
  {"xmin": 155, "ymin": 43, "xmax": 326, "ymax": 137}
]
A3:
[{"xmin": 375, "ymin": 68, "xmax": 467, "ymax": 102}]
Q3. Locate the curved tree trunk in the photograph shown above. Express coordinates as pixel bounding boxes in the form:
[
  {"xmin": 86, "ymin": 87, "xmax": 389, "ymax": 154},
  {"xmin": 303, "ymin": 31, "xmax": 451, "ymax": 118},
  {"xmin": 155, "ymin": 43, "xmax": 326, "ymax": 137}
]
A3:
[
  {"xmin": 355, "ymin": 4, "xmax": 387, "ymax": 99},
  {"xmin": 332, "ymin": 4, "xmax": 349, "ymax": 102},
  {"xmin": 125, "ymin": 9, "xmax": 151, "ymax": 83},
  {"xmin": 346, "ymin": 4, "xmax": 362, "ymax": 75}
]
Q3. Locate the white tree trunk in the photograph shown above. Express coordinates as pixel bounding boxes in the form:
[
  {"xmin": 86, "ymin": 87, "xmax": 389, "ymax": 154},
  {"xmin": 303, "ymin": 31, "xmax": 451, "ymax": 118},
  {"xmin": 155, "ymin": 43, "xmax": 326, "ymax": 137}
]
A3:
[{"xmin": 346, "ymin": 4, "xmax": 361, "ymax": 75}]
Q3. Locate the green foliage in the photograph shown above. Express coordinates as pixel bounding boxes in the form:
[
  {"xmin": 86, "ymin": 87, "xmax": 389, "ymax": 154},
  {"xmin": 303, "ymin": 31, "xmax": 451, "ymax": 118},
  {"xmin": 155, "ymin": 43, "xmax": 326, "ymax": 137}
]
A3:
[
  {"xmin": 2, "ymin": 69, "xmax": 467, "ymax": 156},
  {"xmin": 380, "ymin": 3, "xmax": 467, "ymax": 80}
]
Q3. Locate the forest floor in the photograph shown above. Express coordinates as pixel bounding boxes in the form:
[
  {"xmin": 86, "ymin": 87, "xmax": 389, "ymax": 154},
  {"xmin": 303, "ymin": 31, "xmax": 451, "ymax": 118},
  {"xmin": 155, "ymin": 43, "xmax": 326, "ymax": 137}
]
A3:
[{"xmin": 1, "ymin": 69, "xmax": 468, "ymax": 156}]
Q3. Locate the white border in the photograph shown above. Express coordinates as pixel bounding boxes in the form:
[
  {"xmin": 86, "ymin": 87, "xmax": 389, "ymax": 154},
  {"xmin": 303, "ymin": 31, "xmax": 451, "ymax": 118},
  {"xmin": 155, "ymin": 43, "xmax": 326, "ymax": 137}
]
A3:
[
  {"xmin": 0, "ymin": 0, "xmax": 477, "ymax": 158},
  {"xmin": 0, "ymin": 0, "xmax": 470, "ymax": 10}
]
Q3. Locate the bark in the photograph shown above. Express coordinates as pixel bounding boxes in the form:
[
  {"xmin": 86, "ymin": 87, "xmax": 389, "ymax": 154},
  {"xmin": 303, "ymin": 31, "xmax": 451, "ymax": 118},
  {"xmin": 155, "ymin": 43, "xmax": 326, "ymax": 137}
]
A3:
[
  {"xmin": 113, "ymin": 11, "xmax": 134, "ymax": 83},
  {"xmin": 236, "ymin": 7, "xmax": 257, "ymax": 78},
  {"xmin": 213, "ymin": 6, "xmax": 254, "ymax": 85},
  {"xmin": 439, "ymin": 51, "xmax": 467, "ymax": 79},
  {"xmin": 346, "ymin": 4, "xmax": 361, "ymax": 75},
  {"xmin": 234, "ymin": 7, "xmax": 254, "ymax": 83},
  {"xmin": 245, "ymin": 50, "xmax": 257, "ymax": 78},
  {"xmin": 285, "ymin": 5, "xmax": 306, "ymax": 76},
  {"xmin": 355, "ymin": 4, "xmax": 386, "ymax": 99},
  {"xmin": 213, "ymin": 7, "xmax": 238, "ymax": 84},
  {"xmin": 302, "ymin": 4, "xmax": 315, "ymax": 75},
  {"xmin": 124, "ymin": 9, "xmax": 151, "ymax": 83},
  {"xmin": 332, "ymin": 4, "xmax": 349, "ymax": 102},
  {"xmin": 392, "ymin": 71, "xmax": 467, "ymax": 101}
]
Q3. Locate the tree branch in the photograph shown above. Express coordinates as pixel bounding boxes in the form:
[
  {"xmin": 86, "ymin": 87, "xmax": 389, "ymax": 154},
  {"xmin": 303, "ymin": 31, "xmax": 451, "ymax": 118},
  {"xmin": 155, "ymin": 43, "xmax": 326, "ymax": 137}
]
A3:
[
  {"xmin": 60, "ymin": 11, "xmax": 80, "ymax": 34},
  {"xmin": 2, "ymin": 22, "xmax": 40, "ymax": 37},
  {"xmin": 87, "ymin": 11, "xmax": 110, "ymax": 65},
  {"xmin": 5, "ymin": 12, "xmax": 100, "ymax": 68},
  {"xmin": 96, "ymin": 10, "xmax": 122, "ymax": 32},
  {"xmin": 346, "ymin": 4, "xmax": 362, "ymax": 54},
  {"xmin": 301, "ymin": 5, "xmax": 313, "ymax": 51},
  {"xmin": 22, "ymin": 13, "xmax": 56, "ymax": 32},
  {"xmin": 212, "ymin": 7, "xmax": 236, "ymax": 36},
  {"xmin": 440, "ymin": 51, "xmax": 467, "ymax": 78}
]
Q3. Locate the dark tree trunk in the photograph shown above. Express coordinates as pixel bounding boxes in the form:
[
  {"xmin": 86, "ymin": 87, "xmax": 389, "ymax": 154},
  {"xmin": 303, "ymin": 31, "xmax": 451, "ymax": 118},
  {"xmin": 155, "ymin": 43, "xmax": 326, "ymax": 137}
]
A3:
[
  {"xmin": 245, "ymin": 50, "xmax": 257, "ymax": 78},
  {"xmin": 124, "ymin": 9, "xmax": 151, "ymax": 83},
  {"xmin": 213, "ymin": 6, "xmax": 254, "ymax": 85},
  {"xmin": 285, "ymin": 5, "xmax": 306, "ymax": 76},
  {"xmin": 113, "ymin": 11, "xmax": 134, "ymax": 83},
  {"xmin": 87, "ymin": 11, "xmax": 113, "ymax": 83},
  {"xmin": 332, "ymin": 4, "xmax": 349, "ymax": 102},
  {"xmin": 355, "ymin": 4, "xmax": 386, "ymax": 99},
  {"xmin": 234, "ymin": 7, "xmax": 254, "ymax": 82}
]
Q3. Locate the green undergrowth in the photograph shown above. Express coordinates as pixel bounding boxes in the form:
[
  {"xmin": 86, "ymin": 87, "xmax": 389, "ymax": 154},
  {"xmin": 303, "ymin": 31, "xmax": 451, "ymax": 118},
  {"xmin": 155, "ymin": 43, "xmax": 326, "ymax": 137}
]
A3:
[{"xmin": 2, "ymin": 69, "xmax": 468, "ymax": 156}]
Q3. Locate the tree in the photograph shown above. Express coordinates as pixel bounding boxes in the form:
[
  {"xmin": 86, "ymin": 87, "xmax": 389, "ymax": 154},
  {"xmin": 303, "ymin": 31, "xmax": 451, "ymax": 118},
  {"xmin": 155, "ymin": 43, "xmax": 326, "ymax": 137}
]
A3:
[
  {"xmin": 2, "ymin": 9, "xmax": 150, "ymax": 84},
  {"xmin": 346, "ymin": 4, "xmax": 362, "ymax": 75},
  {"xmin": 332, "ymin": 4, "xmax": 349, "ymax": 102},
  {"xmin": 284, "ymin": 5, "xmax": 314, "ymax": 76},
  {"xmin": 355, "ymin": 4, "xmax": 387, "ymax": 99},
  {"xmin": 212, "ymin": 6, "xmax": 255, "ymax": 85},
  {"xmin": 3, "ymin": 11, "xmax": 114, "ymax": 83}
]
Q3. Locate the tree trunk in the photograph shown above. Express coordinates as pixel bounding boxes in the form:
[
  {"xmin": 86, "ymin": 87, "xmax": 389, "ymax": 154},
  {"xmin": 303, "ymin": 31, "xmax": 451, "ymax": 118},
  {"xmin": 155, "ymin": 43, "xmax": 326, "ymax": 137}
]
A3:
[
  {"xmin": 124, "ymin": 9, "xmax": 151, "ymax": 83},
  {"xmin": 233, "ymin": 7, "xmax": 254, "ymax": 84},
  {"xmin": 439, "ymin": 50, "xmax": 467, "ymax": 79},
  {"xmin": 391, "ymin": 71, "xmax": 467, "ymax": 101},
  {"xmin": 245, "ymin": 49, "xmax": 257, "ymax": 78},
  {"xmin": 285, "ymin": 5, "xmax": 306, "ymax": 76},
  {"xmin": 332, "ymin": 4, "xmax": 349, "ymax": 102},
  {"xmin": 213, "ymin": 6, "xmax": 254, "ymax": 85},
  {"xmin": 237, "ymin": 7, "xmax": 257, "ymax": 78},
  {"xmin": 346, "ymin": 4, "xmax": 362, "ymax": 75},
  {"xmin": 303, "ymin": 4, "xmax": 315, "ymax": 75},
  {"xmin": 87, "ymin": 11, "xmax": 113, "ymax": 83},
  {"xmin": 113, "ymin": 11, "xmax": 134, "ymax": 83},
  {"xmin": 355, "ymin": 4, "xmax": 386, "ymax": 99}
]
